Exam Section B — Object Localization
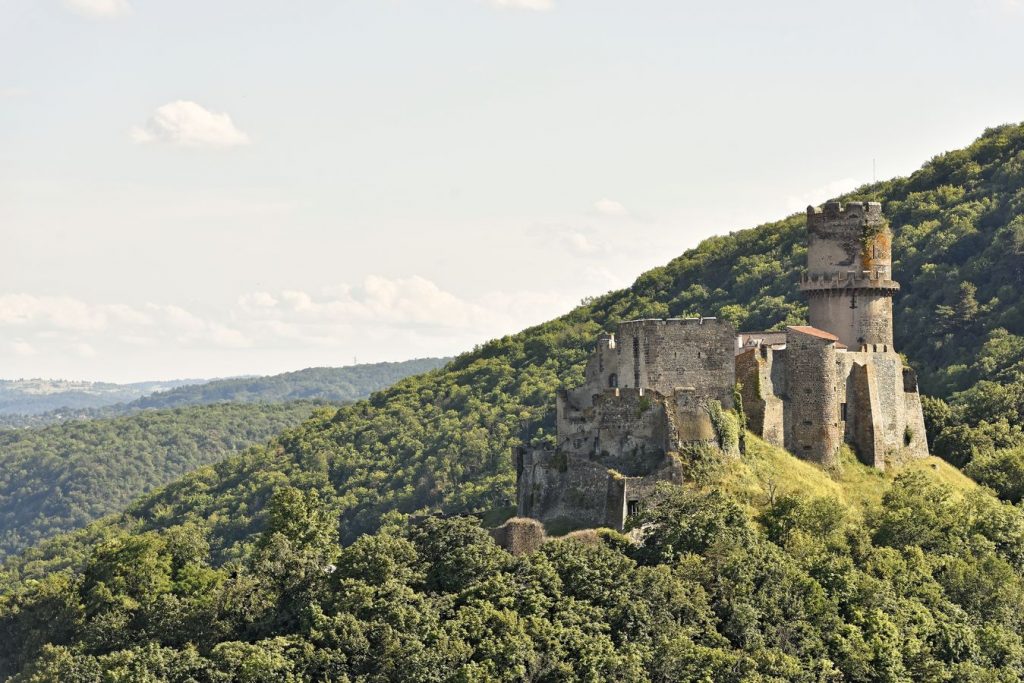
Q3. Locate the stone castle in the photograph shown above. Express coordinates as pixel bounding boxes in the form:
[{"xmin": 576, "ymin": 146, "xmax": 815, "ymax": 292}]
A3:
[{"xmin": 515, "ymin": 201, "xmax": 928, "ymax": 531}]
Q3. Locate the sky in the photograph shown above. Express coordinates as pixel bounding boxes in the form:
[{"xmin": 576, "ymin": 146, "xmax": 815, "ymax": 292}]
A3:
[{"xmin": 1, "ymin": 0, "xmax": 1023, "ymax": 382}]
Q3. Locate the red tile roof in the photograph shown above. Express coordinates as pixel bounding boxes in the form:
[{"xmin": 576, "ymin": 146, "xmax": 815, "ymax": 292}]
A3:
[{"xmin": 787, "ymin": 325, "xmax": 840, "ymax": 342}]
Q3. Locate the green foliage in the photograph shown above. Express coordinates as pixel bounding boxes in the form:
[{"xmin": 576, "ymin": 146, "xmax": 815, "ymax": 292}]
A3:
[
  {"xmin": 965, "ymin": 447, "xmax": 1024, "ymax": 503},
  {"xmin": 706, "ymin": 400, "xmax": 739, "ymax": 453},
  {"xmin": 0, "ymin": 402, "xmax": 321, "ymax": 559},
  {"xmin": 3, "ymin": 124, "xmax": 1024, "ymax": 678}
]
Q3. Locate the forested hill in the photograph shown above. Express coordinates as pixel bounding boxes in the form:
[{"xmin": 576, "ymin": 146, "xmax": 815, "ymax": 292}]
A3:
[
  {"xmin": 125, "ymin": 359, "xmax": 449, "ymax": 410},
  {"xmin": 0, "ymin": 359, "xmax": 448, "ymax": 429},
  {"xmin": 0, "ymin": 378, "xmax": 201, "ymax": 417},
  {"xmin": 0, "ymin": 402, "xmax": 324, "ymax": 560},
  {"xmin": 4, "ymin": 124, "xmax": 1024, "ymax": 679}
]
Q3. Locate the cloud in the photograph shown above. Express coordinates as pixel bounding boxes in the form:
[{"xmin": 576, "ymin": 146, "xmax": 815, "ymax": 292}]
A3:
[
  {"xmin": 0, "ymin": 277, "xmax": 576, "ymax": 378},
  {"xmin": 489, "ymin": 0, "xmax": 554, "ymax": 10},
  {"xmin": 0, "ymin": 294, "xmax": 250, "ymax": 349},
  {"xmin": 594, "ymin": 198, "xmax": 629, "ymax": 217},
  {"xmin": 785, "ymin": 178, "xmax": 859, "ymax": 212},
  {"xmin": 131, "ymin": 101, "xmax": 250, "ymax": 148},
  {"xmin": 64, "ymin": 0, "xmax": 132, "ymax": 18},
  {"xmin": 10, "ymin": 340, "xmax": 37, "ymax": 357}
]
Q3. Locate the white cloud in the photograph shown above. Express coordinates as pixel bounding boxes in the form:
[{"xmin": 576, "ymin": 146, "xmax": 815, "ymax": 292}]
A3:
[
  {"xmin": 785, "ymin": 178, "xmax": 859, "ymax": 212},
  {"xmin": 131, "ymin": 101, "xmax": 250, "ymax": 148},
  {"xmin": 594, "ymin": 198, "xmax": 628, "ymax": 217},
  {"xmin": 11, "ymin": 340, "xmax": 37, "ymax": 357},
  {"xmin": 64, "ymin": 0, "xmax": 131, "ymax": 18},
  {"xmin": 489, "ymin": 0, "xmax": 554, "ymax": 10},
  {"xmin": 565, "ymin": 231, "xmax": 598, "ymax": 255},
  {"xmin": 0, "ymin": 277, "xmax": 576, "ymax": 380}
]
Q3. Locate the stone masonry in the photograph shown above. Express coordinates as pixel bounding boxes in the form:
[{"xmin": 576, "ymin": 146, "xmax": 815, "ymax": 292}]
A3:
[
  {"xmin": 738, "ymin": 201, "xmax": 928, "ymax": 467},
  {"xmin": 515, "ymin": 201, "xmax": 929, "ymax": 535}
]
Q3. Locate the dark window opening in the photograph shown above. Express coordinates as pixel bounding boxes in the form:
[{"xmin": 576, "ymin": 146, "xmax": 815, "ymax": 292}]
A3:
[
  {"xmin": 608, "ymin": 373, "xmax": 618, "ymax": 388},
  {"xmin": 802, "ymin": 445, "xmax": 812, "ymax": 451},
  {"xmin": 627, "ymin": 500, "xmax": 641, "ymax": 518},
  {"xmin": 632, "ymin": 337, "xmax": 641, "ymax": 387},
  {"xmin": 802, "ymin": 420, "xmax": 812, "ymax": 426}
]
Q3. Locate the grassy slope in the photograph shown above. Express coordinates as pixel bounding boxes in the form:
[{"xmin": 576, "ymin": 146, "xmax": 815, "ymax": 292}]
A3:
[{"xmin": 722, "ymin": 435, "xmax": 977, "ymax": 519}]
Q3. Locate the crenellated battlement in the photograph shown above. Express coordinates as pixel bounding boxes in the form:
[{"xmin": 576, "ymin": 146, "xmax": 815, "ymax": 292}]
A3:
[{"xmin": 806, "ymin": 200, "xmax": 885, "ymax": 230}]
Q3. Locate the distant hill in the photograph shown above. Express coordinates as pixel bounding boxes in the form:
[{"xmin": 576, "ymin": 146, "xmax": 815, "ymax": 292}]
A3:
[
  {"xmin": 0, "ymin": 378, "xmax": 203, "ymax": 416},
  {"xmin": 126, "ymin": 359, "xmax": 450, "ymax": 409},
  {"xmin": 0, "ymin": 359, "xmax": 449, "ymax": 428}
]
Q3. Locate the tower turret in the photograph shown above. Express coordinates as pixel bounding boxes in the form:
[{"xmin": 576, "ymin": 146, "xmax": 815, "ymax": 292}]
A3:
[{"xmin": 800, "ymin": 201, "xmax": 899, "ymax": 350}]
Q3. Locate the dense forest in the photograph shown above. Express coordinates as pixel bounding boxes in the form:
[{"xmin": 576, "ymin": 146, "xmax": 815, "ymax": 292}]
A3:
[
  {"xmin": 3, "ymin": 123, "xmax": 1024, "ymax": 680},
  {"xmin": 0, "ymin": 402, "xmax": 323, "ymax": 560},
  {"xmin": 0, "ymin": 359, "xmax": 448, "ymax": 429}
]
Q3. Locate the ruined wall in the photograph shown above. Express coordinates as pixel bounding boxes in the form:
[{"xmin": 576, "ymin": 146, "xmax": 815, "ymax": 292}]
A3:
[
  {"xmin": 846, "ymin": 362, "xmax": 884, "ymax": 468},
  {"xmin": 490, "ymin": 518, "xmax": 546, "ymax": 556},
  {"xmin": 561, "ymin": 333, "xmax": 619, "ymax": 414},
  {"xmin": 668, "ymin": 389, "xmax": 719, "ymax": 447},
  {"xmin": 902, "ymin": 371, "xmax": 929, "ymax": 460},
  {"xmin": 784, "ymin": 329, "xmax": 842, "ymax": 466},
  {"xmin": 839, "ymin": 350, "xmax": 929, "ymax": 466},
  {"xmin": 806, "ymin": 201, "xmax": 889, "ymax": 274},
  {"xmin": 736, "ymin": 346, "xmax": 785, "ymax": 448},
  {"xmin": 515, "ymin": 449, "xmax": 625, "ymax": 530},
  {"xmin": 557, "ymin": 388, "xmax": 671, "ymax": 466},
  {"xmin": 514, "ymin": 446, "xmax": 684, "ymax": 531},
  {"xmin": 615, "ymin": 318, "xmax": 735, "ymax": 408}
]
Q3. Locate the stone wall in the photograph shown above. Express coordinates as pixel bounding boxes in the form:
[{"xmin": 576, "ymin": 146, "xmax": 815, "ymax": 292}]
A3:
[
  {"xmin": 840, "ymin": 350, "xmax": 929, "ymax": 466},
  {"xmin": 806, "ymin": 201, "xmax": 889, "ymax": 274},
  {"xmin": 514, "ymin": 445, "xmax": 684, "ymax": 531},
  {"xmin": 557, "ymin": 387, "xmax": 671, "ymax": 463},
  {"xmin": 736, "ymin": 346, "xmax": 785, "ymax": 448},
  {"xmin": 784, "ymin": 328, "xmax": 842, "ymax": 466},
  {"xmin": 490, "ymin": 518, "xmax": 546, "ymax": 555},
  {"xmin": 806, "ymin": 289, "xmax": 895, "ymax": 349},
  {"xmin": 615, "ymin": 318, "xmax": 735, "ymax": 408}
]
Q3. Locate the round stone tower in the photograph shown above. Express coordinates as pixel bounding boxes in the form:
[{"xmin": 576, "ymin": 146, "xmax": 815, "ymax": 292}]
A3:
[{"xmin": 799, "ymin": 201, "xmax": 899, "ymax": 350}]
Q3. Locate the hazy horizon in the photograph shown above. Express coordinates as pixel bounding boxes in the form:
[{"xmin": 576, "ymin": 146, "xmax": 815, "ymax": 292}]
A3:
[{"xmin": 3, "ymin": 0, "xmax": 1023, "ymax": 382}]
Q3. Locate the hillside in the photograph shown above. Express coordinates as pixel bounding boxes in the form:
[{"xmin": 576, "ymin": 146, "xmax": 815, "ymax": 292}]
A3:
[
  {"xmin": 3, "ymin": 123, "xmax": 1024, "ymax": 679},
  {"xmin": 0, "ymin": 359, "xmax": 449, "ymax": 429},
  {"xmin": 0, "ymin": 402, "xmax": 326, "ymax": 561},
  {"xmin": 0, "ymin": 378, "xmax": 202, "ymax": 417},
  {"xmin": 126, "ymin": 359, "xmax": 450, "ymax": 410}
]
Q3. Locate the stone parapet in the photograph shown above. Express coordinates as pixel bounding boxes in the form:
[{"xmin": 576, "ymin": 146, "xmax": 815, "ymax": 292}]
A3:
[{"xmin": 799, "ymin": 271, "xmax": 900, "ymax": 293}]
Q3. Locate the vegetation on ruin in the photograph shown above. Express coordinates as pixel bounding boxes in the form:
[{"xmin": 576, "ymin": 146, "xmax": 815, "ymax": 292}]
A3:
[{"xmin": 3, "ymin": 123, "xmax": 1024, "ymax": 679}]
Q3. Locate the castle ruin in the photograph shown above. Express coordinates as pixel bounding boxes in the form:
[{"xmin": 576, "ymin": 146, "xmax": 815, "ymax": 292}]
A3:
[{"xmin": 515, "ymin": 201, "xmax": 928, "ymax": 531}]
